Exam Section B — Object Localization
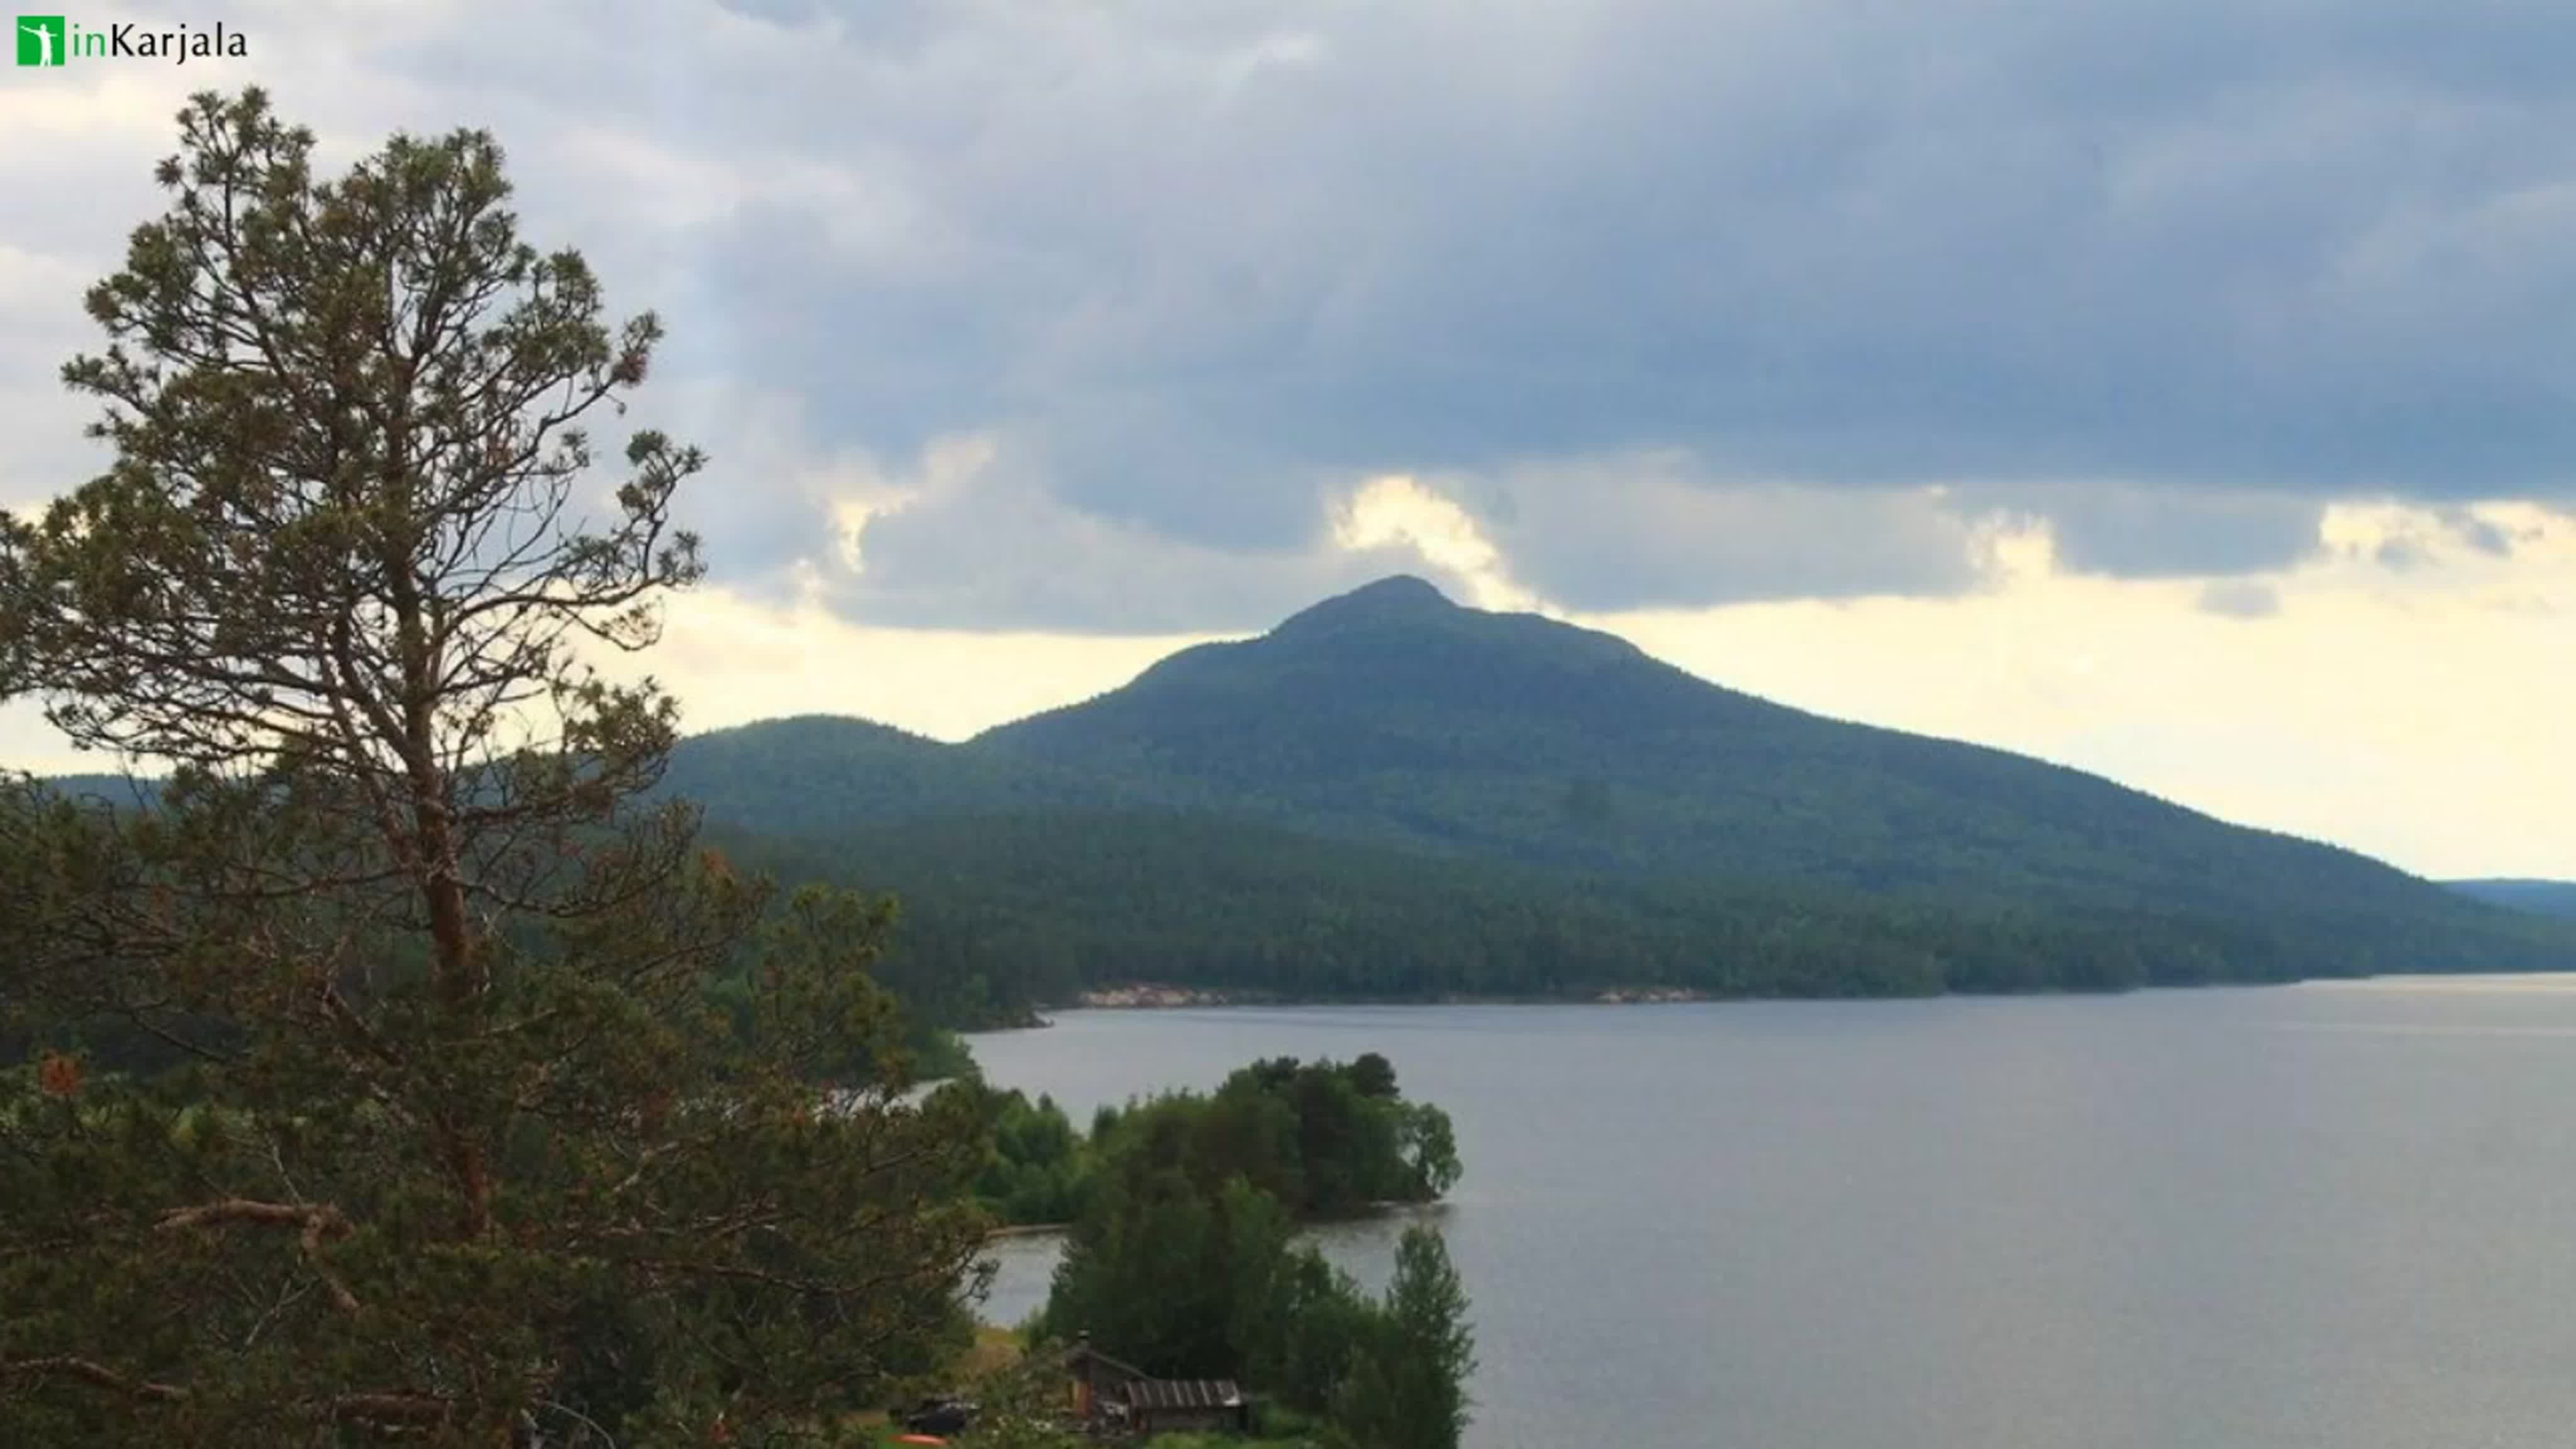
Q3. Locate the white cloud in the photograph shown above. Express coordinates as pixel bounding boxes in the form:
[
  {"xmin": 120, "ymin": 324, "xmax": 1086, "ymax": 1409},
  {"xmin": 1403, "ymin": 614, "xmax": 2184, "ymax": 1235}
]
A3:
[{"xmin": 1330, "ymin": 474, "xmax": 1544, "ymax": 613}]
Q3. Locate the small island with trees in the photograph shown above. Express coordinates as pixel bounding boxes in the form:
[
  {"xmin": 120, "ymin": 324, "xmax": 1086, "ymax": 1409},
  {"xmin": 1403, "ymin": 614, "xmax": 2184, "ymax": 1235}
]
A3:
[{"xmin": 920, "ymin": 1056, "xmax": 1472, "ymax": 1448}]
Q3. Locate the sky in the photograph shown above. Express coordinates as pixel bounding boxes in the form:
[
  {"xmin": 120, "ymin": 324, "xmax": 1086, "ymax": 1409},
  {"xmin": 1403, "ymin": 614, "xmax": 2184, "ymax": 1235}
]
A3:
[{"xmin": 1, "ymin": 0, "xmax": 2570, "ymax": 879}]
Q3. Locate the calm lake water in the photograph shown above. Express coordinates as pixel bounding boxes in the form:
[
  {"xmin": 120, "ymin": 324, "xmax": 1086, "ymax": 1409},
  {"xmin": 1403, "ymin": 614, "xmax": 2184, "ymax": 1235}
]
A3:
[{"xmin": 966, "ymin": 980, "xmax": 2576, "ymax": 1449}]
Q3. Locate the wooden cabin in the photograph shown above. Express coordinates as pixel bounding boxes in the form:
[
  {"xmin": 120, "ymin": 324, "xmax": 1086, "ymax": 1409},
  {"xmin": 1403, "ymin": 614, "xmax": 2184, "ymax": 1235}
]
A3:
[{"xmin": 1061, "ymin": 1335, "xmax": 1253, "ymax": 1438}]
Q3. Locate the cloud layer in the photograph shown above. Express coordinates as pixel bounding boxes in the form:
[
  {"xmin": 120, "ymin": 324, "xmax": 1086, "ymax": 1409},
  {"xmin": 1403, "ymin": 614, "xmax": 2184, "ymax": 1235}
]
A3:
[{"xmin": 6, "ymin": 0, "xmax": 2576, "ymax": 634}]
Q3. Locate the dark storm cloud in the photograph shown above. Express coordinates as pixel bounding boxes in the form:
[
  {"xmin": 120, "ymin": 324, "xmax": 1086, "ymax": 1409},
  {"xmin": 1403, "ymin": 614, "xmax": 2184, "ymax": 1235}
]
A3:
[
  {"xmin": 640, "ymin": 0, "xmax": 2576, "ymax": 623},
  {"xmin": 10, "ymin": 0, "xmax": 2576, "ymax": 629},
  {"xmin": 680, "ymin": 0, "xmax": 2576, "ymax": 491}
]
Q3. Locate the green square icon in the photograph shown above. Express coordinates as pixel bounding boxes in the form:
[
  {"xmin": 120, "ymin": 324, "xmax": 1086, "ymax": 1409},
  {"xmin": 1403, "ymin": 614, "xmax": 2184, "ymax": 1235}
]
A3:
[{"xmin": 16, "ymin": 15, "xmax": 65, "ymax": 65}]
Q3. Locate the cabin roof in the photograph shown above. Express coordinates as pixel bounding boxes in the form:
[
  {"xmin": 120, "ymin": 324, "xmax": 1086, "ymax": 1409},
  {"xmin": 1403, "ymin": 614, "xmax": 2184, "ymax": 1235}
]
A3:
[
  {"xmin": 1123, "ymin": 1378, "xmax": 1244, "ymax": 1411},
  {"xmin": 1061, "ymin": 1336, "xmax": 1246, "ymax": 1413}
]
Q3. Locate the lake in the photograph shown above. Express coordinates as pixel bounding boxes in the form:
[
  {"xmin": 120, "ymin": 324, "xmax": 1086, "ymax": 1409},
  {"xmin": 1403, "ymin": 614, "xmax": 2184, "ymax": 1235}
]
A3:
[{"xmin": 965, "ymin": 979, "xmax": 2576, "ymax": 1449}]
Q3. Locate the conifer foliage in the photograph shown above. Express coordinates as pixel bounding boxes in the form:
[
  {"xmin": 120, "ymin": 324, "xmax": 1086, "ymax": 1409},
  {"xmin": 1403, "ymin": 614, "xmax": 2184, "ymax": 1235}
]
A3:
[{"xmin": 0, "ymin": 89, "xmax": 989, "ymax": 1446}]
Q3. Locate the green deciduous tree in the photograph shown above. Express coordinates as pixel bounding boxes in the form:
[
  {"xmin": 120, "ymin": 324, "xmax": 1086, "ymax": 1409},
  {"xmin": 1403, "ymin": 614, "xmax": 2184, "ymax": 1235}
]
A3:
[
  {"xmin": 0, "ymin": 88, "xmax": 989, "ymax": 1446},
  {"xmin": 1331, "ymin": 1225, "xmax": 1475, "ymax": 1449},
  {"xmin": 1395, "ymin": 1102, "xmax": 1462, "ymax": 1202}
]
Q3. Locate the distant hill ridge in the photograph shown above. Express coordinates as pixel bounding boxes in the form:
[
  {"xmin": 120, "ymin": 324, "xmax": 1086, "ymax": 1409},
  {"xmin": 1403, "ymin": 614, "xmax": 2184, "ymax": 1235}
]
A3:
[
  {"xmin": 659, "ymin": 577, "xmax": 2569, "ymax": 1017},
  {"xmin": 2447, "ymin": 879, "xmax": 2576, "ymax": 921},
  {"xmin": 35, "ymin": 577, "xmax": 2575, "ymax": 1021}
]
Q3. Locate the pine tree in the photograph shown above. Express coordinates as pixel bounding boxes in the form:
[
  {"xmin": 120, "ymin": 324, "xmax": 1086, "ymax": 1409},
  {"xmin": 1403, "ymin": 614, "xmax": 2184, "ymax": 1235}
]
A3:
[{"xmin": 0, "ymin": 89, "xmax": 991, "ymax": 1446}]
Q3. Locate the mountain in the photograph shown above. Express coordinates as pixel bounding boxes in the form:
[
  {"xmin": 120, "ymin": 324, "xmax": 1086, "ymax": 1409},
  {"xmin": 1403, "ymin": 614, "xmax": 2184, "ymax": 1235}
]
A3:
[
  {"xmin": 974, "ymin": 577, "xmax": 2458, "ymax": 913},
  {"xmin": 658, "ymin": 576, "xmax": 2568, "ymax": 1017},
  {"xmin": 2448, "ymin": 879, "xmax": 2576, "ymax": 921},
  {"xmin": 36, "ymin": 577, "xmax": 2573, "ymax": 1026}
]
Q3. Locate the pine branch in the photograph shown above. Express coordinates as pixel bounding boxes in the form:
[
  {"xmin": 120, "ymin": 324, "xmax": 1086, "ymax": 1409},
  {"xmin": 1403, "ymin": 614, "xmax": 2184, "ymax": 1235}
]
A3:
[
  {"xmin": 3, "ymin": 1356, "xmax": 186, "ymax": 1401},
  {"xmin": 157, "ymin": 1197, "xmax": 361, "ymax": 1314}
]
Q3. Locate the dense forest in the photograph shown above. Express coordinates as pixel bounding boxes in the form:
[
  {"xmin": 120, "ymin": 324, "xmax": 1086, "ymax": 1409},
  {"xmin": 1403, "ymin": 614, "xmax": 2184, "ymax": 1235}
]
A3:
[
  {"xmin": 706, "ymin": 809, "xmax": 2572, "ymax": 1033},
  {"xmin": 54, "ymin": 576, "xmax": 2576, "ymax": 1036}
]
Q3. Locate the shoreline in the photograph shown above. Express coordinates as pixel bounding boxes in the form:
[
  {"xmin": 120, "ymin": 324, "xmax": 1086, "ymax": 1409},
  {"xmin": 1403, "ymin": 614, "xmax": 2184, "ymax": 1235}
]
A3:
[
  {"xmin": 982, "ymin": 1221, "xmax": 1070, "ymax": 1240},
  {"xmin": 1053, "ymin": 982, "xmax": 1726, "ymax": 1013},
  {"xmin": 963, "ymin": 974, "xmax": 2463, "ymax": 1031},
  {"xmin": 981, "ymin": 1198, "xmax": 1442, "ymax": 1245}
]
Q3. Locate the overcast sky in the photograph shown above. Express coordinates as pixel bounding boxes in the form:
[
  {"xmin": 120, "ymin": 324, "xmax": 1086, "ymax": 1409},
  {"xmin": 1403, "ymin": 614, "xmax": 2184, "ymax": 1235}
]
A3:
[{"xmin": 3, "ymin": 0, "xmax": 2572, "ymax": 879}]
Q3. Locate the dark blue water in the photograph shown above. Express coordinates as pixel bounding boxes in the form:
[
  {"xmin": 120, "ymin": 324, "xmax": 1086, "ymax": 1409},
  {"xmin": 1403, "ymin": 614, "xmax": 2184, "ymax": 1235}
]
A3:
[{"xmin": 967, "ymin": 980, "xmax": 2576, "ymax": 1448}]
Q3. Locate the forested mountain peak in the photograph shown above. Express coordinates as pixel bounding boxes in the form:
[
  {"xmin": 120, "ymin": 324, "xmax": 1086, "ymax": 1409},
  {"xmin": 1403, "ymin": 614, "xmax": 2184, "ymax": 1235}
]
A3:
[
  {"xmin": 979, "ymin": 572, "xmax": 1687, "ymax": 760},
  {"xmin": 1272, "ymin": 573, "xmax": 1458, "ymax": 628},
  {"xmin": 953, "ymin": 579, "xmax": 2530, "ymax": 951}
]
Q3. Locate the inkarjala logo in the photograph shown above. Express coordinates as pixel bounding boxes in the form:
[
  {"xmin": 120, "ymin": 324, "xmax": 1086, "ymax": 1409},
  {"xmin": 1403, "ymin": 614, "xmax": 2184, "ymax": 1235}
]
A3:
[{"xmin": 16, "ymin": 14, "xmax": 248, "ymax": 66}]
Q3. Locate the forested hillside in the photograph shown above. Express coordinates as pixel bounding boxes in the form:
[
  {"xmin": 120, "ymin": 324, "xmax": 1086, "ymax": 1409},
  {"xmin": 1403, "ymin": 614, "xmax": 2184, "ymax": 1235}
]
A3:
[
  {"xmin": 656, "ymin": 577, "xmax": 2572, "ymax": 1026},
  {"xmin": 45, "ymin": 578, "xmax": 2575, "ymax": 1033},
  {"xmin": 714, "ymin": 810, "xmax": 2570, "ymax": 1030},
  {"xmin": 2448, "ymin": 879, "xmax": 2576, "ymax": 920}
]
